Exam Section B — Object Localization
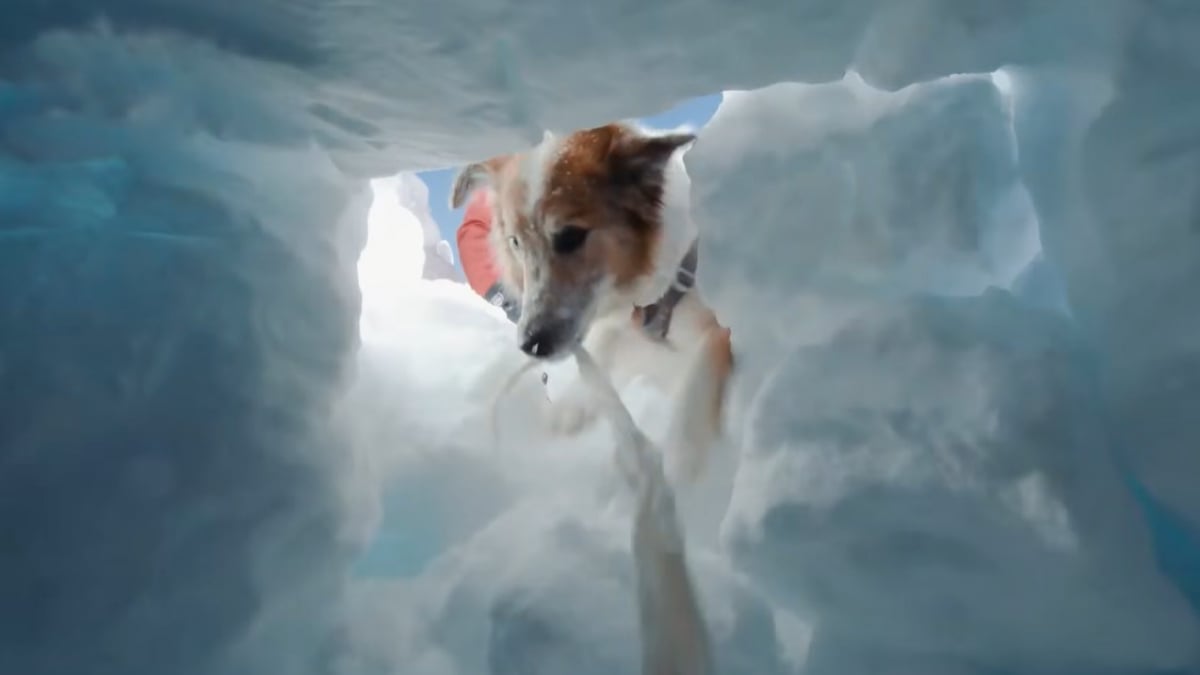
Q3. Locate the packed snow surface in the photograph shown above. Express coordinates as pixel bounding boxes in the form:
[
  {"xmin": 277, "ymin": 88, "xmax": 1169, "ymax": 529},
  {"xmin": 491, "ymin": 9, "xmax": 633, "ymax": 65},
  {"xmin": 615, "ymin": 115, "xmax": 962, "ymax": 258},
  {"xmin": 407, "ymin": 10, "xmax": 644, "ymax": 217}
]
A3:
[{"xmin": 2, "ymin": 1, "xmax": 1199, "ymax": 674}]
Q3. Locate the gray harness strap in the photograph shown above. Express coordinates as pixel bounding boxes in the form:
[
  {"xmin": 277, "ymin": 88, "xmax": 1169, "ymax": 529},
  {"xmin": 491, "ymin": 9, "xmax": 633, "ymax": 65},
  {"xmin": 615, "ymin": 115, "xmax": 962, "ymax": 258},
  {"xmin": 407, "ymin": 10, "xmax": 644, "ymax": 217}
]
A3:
[{"xmin": 639, "ymin": 239, "xmax": 699, "ymax": 341}]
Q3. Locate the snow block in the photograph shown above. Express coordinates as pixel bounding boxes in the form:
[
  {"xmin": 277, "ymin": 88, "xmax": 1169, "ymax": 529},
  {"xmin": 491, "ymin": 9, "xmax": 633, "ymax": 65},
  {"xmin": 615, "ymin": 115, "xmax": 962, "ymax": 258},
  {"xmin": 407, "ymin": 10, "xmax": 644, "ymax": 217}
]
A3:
[
  {"xmin": 724, "ymin": 290, "xmax": 1200, "ymax": 673},
  {"xmin": 0, "ymin": 47, "xmax": 371, "ymax": 675},
  {"xmin": 1073, "ymin": 81, "xmax": 1200, "ymax": 525},
  {"xmin": 1008, "ymin": 2, "xmax": 1200, "ymax": 620},
  {"xmin": 687, "ymin": 73, "xmax": 1034, "ymax": 308}
]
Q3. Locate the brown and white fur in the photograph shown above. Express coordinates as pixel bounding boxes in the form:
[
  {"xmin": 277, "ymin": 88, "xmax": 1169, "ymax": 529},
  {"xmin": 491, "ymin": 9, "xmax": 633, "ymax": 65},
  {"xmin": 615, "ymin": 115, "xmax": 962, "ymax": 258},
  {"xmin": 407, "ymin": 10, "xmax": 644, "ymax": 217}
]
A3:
[{"xmin": 451, "ymin": 122, "xmax": 733, "ymax": 485}]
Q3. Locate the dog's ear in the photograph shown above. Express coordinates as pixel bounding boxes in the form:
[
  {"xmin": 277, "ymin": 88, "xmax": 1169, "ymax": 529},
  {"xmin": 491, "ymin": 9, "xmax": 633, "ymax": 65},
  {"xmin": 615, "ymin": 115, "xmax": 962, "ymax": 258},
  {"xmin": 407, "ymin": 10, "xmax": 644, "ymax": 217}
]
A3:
[
  {"xmin": 607, "ymin": 131, "xmax": 696, "ymax": 187},
  {"xmin": 450, "ymin": 159, "xmax": 501, "ymax": 209}
]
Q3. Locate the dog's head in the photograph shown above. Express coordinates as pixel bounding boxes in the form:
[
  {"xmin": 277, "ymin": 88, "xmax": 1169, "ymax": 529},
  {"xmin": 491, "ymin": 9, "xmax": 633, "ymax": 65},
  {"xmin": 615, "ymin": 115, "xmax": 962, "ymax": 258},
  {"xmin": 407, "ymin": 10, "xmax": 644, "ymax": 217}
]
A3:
[{"xmin": 451, "ymin": 123, "xmax": 694, "ymax": 360}]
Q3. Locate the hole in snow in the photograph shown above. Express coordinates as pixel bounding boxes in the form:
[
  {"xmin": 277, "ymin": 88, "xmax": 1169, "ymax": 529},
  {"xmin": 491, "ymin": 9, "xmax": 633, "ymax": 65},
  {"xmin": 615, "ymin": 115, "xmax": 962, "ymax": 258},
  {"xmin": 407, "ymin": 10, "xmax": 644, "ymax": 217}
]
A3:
[
  {"xmin": 347, "ymin": 93, "xmax": 725, "ymax": 581},
  {"xmin": 358, "ymin": 177, "xmax": 426, "ymax": 302}
]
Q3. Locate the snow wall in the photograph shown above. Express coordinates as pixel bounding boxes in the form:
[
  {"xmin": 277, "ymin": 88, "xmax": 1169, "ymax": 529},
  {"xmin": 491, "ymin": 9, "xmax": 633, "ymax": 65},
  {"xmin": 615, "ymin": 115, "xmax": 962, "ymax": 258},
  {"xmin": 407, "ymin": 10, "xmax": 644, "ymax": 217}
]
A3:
[{"xmin": 2, "ymin": 2, "xmax": 1199, "ymax": 675}]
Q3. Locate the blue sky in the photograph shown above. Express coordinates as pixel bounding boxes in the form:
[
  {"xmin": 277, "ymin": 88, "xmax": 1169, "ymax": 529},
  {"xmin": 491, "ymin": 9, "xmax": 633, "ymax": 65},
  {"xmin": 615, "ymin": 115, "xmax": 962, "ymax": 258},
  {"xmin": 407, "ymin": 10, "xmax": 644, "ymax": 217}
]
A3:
[{"xmin": 418, "ymin": 93, "xmax": 722, "ymax": 270}]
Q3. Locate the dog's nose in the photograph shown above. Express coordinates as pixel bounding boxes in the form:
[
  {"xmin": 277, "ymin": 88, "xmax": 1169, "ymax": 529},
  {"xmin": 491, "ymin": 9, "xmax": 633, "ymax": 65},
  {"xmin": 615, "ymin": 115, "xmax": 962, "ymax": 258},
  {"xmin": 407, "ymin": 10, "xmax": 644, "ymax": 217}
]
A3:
[
  {"xmin": 520, "ymin": 328, "xmax": 556, "ymax": 358},
  {"xmin": 520, "ymin": 322, "xmax": 569, "ymax": 359}
]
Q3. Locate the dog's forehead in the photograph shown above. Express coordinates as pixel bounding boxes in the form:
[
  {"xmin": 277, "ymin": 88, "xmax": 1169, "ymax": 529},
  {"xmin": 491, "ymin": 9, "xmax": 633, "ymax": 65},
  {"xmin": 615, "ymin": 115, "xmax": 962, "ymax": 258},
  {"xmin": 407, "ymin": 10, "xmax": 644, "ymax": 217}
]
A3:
[
  {"xmin": 537, "ymin": 126, "xmax": 624, "ymax": 223},
  {"xmin": 518, "ymin": 135, "xmax": 559, "ymax": 214},
  {"xmin": 497, "ymin": 125, "xmax": 629, "ymax": 236}
]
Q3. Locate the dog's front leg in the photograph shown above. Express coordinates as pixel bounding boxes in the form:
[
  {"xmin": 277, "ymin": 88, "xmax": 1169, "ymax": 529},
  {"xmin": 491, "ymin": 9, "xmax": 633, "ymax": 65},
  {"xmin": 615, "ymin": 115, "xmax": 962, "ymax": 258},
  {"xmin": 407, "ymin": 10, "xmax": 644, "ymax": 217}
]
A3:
[{"xmin": 664, "ymin": 320, "xmax": 734, "ymax": 485}]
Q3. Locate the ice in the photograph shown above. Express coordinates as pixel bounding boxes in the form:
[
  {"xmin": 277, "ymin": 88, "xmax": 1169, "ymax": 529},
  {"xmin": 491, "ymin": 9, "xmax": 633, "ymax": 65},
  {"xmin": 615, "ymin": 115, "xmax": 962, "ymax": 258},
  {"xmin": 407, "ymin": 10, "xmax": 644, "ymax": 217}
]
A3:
[{"xmin": 4, "ymin": 0, "xmax": 1200, "ymax": 674}]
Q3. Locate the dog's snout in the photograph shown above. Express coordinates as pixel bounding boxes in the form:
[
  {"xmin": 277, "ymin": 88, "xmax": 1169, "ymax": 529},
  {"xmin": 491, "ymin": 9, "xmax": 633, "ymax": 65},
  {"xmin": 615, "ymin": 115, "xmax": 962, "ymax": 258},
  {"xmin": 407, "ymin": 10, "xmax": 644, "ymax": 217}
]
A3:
[
  {"xmin": 519, "ymin": 321, "xmax": 571, "ymax": 359},
  {"xmin": 520, "ymin": 326, "xmax": 556, "ymax": 358}
]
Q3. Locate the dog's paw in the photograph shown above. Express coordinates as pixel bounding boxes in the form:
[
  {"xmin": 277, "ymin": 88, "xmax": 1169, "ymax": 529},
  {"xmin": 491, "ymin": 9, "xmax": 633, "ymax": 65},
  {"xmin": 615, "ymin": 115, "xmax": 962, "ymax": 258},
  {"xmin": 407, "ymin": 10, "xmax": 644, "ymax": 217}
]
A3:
[{"xmin": 545, "ymin": 387, "xmax": 599, "ymax": 436}]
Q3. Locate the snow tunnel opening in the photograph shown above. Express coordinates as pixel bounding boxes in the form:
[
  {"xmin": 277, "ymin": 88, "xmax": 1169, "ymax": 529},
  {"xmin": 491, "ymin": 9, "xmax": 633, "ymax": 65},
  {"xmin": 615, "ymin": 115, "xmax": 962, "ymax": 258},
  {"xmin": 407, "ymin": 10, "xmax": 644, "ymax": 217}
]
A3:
[
  {"xmin": 346, "ymin": 92, "xmax": 727, "ymax": 581},
  {"xmin": 357, "ymin": 180, "xmax": 425, "ymax": 308},
  {"xmin": 342, "ymin": 71, "xmax": 1064, "ymax": 583}
]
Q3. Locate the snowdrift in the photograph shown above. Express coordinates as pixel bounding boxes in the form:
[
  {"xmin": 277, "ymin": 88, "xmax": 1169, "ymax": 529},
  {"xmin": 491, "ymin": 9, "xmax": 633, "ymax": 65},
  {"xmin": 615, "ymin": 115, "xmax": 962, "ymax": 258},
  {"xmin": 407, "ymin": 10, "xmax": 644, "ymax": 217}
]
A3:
[{"xmin": 2, "ymin": 2, "xmax": 1199, "ymax": 674}]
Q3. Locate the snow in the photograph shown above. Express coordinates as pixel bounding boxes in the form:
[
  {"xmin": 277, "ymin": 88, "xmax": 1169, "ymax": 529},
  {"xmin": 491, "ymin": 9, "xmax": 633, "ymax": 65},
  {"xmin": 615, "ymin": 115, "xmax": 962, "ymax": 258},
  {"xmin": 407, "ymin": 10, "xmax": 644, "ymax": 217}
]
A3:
[
  {"xmin": 688, "ymin": 72, "xmax": 1037, "ymax": 301},
  {"xmin": 719, "ymin": 292, "xmax": 1195, "ymax": 671},
  {"xmin": 389, "ymin": 173, "xmax": 460, "ymax": 281},
  {"xmin": 3, "ymin": 1, "xmax": 1200, "ymax": 675}
]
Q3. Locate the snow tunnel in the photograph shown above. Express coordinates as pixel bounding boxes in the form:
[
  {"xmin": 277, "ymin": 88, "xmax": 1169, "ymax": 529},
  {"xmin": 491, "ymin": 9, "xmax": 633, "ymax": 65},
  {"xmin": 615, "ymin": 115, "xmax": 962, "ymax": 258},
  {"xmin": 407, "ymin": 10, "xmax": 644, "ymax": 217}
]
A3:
[{"xmin": 2, "ymin": 3, "xmax": 1200, "ymax": 675}]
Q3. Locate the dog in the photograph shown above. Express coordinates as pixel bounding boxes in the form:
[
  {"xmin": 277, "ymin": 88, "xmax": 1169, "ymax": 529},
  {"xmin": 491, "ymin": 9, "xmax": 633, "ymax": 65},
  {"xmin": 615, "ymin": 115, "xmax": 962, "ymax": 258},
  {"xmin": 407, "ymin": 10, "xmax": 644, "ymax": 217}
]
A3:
[{"xmin": 451, "ymin": 121, "xmax": 733, "ymax": 484}]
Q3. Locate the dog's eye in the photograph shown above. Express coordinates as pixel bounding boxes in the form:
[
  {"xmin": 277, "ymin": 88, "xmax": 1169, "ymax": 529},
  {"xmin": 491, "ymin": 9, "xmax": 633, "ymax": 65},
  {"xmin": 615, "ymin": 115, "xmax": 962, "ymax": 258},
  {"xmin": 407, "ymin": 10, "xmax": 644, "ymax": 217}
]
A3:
[
  {"xmin": 508, "ymin": 235, "xmax": 520, "ymax": 250},
  {"xmin": 552, "ymin": 225, "xmax": 589, "ymax": 254}
]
